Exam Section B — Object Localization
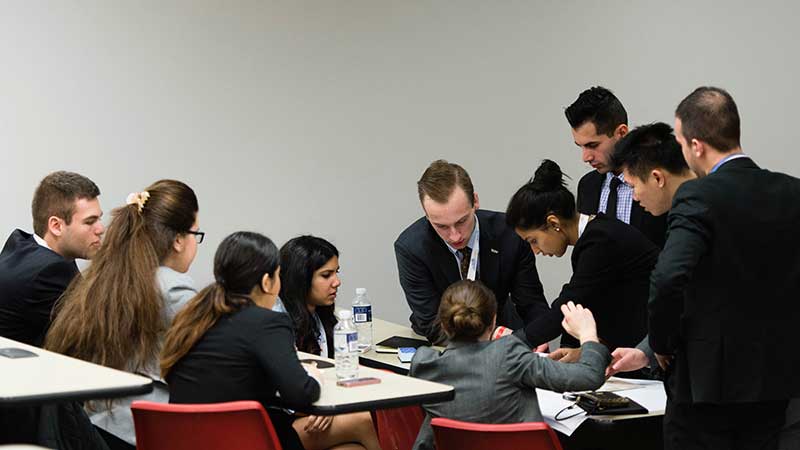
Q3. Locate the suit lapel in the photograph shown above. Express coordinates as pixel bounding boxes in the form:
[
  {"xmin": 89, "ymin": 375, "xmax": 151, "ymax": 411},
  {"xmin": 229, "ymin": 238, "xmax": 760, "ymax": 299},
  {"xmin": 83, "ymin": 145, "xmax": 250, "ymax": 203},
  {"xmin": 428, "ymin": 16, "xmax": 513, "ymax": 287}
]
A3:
[
  {"xmin": 427, "ymin": 223, "xmax": 462, "ymax": 284},
  {"xmin": 477, "ymin": 214, "xmax": 500, "ymax": 289}
]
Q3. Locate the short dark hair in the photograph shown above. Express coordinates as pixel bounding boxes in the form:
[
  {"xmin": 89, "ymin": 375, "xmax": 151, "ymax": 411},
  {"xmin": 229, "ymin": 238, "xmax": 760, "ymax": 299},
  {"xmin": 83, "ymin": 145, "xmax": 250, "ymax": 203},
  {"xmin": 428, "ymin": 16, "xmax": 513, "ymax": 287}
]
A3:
[
  {"xmin": 612, "ymin": 122, "xmax": 690, "ymax": 180},
  {"xmin": 565, "ymin": 86, "xmax": 628, "ymax": 136},
  {"xmin": 417, "ymin": 160, "xmax": 475, "ymax": 206},
  {"xmin": 32, "ymin": 171, "xmax": 100, "ymax": 237},
  {"xmin": 675, "ymin": 86, "xmax": 740, "ymax": 152},
  {"xmin": 506, "ymin": 159, "xmax": 575, "ymax": 230}
]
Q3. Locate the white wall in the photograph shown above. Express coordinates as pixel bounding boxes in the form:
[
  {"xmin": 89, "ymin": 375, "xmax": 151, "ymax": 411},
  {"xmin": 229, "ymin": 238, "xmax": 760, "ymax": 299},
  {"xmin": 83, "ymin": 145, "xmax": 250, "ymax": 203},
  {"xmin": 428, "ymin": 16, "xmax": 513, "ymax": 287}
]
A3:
[{"xmin": 2, "ymin": 1, "xmax": 799, "ymax": 325}]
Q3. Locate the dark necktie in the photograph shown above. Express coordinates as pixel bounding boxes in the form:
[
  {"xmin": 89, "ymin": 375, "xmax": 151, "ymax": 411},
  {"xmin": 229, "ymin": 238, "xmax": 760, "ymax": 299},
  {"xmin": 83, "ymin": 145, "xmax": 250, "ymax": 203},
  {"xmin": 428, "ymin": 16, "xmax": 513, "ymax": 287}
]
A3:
[
  {"xmin": 606, "ymin": 176, "xmax": 622, "ymax": 219},
  {"xmin": 458, "ymin": 247, "xmax": 472, "ymax": 279}
]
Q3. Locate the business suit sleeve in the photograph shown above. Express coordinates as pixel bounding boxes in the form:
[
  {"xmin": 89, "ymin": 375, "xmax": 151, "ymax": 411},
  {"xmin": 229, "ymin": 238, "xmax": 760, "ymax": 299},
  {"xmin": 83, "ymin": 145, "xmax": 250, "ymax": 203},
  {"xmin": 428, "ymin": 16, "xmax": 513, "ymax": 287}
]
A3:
[
  {"xmin": 648, "ymin": 189, "xmax": 711, "ymax": 354},
  {"xmin": 506, "ymin": 337, "xmax": 609, "ymax": 392},
  {"xmin": 251, "ymin": 313, "xmax": 320, "ymax": 408},
  {"xmin": 518, "ymin": 231, "xmax": 619, "ymax": 347},
  {"xmin": 635, "ymin": 335, "xmax": 658, "ymax": 370},
  {"xmin": 508, "ymin": 240, "xmax": 549, "ymax": 325},
  {"xmin": 395, "ymin": 240, "xmax": 446, "ymax": 344},
  {"xmin": 28, "ymin": 260, "xmax": 77, "ymax": 339}
]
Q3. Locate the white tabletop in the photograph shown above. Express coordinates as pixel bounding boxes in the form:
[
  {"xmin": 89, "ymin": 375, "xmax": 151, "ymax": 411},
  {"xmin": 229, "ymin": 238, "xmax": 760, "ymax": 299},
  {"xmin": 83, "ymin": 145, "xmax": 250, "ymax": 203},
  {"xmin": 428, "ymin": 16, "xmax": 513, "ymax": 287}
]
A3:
[
  {"xmin": 297, "ymin": 351, "xmax": 454, "ymax": 415},
  {"xmin": 359, "ymin": 318, "xmax": 441, "ymax": 374},
  {"xmin": 537, "ymin": 377, "xmax": 667, "ymax": 436},
  {"xmin": 0, "ymin": 336, "xmax": 153, "ymax": 406}
]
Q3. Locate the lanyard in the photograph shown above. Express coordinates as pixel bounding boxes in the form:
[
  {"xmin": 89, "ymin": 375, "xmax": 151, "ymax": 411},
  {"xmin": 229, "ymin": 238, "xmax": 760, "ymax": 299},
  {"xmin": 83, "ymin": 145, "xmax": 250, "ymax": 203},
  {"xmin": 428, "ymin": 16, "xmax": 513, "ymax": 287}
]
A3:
[{"xmin": 464, "ymin": 215, "xmax": 480, "ymax": 281}]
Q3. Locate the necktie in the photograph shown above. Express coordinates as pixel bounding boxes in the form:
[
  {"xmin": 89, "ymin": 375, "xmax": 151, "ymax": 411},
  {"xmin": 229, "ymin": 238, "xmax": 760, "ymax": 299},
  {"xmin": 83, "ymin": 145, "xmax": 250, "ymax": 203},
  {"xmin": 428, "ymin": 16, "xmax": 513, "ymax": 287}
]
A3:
[
  {"xmin": 606, "ymin": 176, "xmax": 623, "ymax": 219},
  {"xmin": 458, "ymin": 247, "xmax": 472, "ymax": 280}
]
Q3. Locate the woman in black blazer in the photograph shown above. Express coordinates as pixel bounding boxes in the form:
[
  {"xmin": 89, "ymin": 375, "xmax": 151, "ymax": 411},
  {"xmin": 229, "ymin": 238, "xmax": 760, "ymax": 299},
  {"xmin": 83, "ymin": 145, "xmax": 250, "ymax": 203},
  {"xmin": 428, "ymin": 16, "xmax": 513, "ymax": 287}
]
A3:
[{"xmin": 504, "ymin": 160, "xmax": 659, "ymax": 360}]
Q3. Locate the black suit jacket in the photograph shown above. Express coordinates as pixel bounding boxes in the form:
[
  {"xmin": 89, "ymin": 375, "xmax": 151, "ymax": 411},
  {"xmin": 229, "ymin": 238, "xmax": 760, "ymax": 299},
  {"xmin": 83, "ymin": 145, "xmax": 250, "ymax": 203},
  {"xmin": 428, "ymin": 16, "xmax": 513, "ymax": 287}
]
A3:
[
  {"xmin": 649, "ymin": 157, "xmax": 800, "ymax": 404},
  {"xmin": 0, "ymin": 229, "xmax": 79, "ymax": 347},
  {"xmin": 577, "ymin": 170, "xmax": 667, "ymax": 248},
  {"xmin": 518, "ymin": 214, "xmax": 658, "ymax": 351},
  {"xmin": 394, "ymin": 209, "xmax": 548, "ymax": 343}
]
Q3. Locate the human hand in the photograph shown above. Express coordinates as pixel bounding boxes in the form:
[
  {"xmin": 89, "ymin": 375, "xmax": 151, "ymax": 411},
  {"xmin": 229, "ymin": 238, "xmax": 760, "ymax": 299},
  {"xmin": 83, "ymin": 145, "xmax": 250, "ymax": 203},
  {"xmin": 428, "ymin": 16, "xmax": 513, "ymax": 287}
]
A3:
[
  {"xmin": 303, "ymin": 415, "xmax": 334, "ymax": 433},
  {"xmin": 655, "ymin": 353, "xmax": 674, "ymax": 371},
  {"xmin": 560, "ymin": 301, "xmax": 598, "ymax": 344},
  {"xmin": 492, "ymin": 326, "xmax": 514, "ymax": 340},
  {"xmin": 534, "ymin": 343, "xmax": 550, "ymax": 353},
  {"xmin": 606, "ymin": 347, "xmax": 648, "ymax": 377},
  {"xmin": 549, "ymin": 347, "xmax": 581, "ymax": 363}
]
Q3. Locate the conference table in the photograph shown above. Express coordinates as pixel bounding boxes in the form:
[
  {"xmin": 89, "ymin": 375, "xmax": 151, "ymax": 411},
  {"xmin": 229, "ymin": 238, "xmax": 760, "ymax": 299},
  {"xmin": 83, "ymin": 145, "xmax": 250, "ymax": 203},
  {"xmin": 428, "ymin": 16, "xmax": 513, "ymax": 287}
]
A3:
[
  {"xmin": 296, "ymin": 351, "xmax": 454, "ymax": 415},
  {"xmin": 0, "ymin": 336, "xmax": 153, "ymax": 406},
  {"xmin": 358, "ymin": 318, "xmax": 433, "ymax": 375}
]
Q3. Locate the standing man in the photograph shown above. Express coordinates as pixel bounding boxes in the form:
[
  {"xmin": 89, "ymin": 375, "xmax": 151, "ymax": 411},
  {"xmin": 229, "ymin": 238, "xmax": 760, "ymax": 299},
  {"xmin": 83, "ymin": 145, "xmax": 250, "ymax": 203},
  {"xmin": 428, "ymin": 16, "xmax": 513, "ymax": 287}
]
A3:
[
  {"xmin": 565, "ymin": 86, "xmax": 667, "ymax": 247},
  {"xmin": 394, "ymin": 160, "xmax": 548, "ymax": 345},
  {"xmin": 0, "ymin": 171, "xmax": 104, "ymax": 347},
  {"xmin": 649, "ymin": 87, "xmax": 800, "ymax": 450},
  {"xmin": 603, "ymin": 122, "xmax": 694, "ymax": 375}
]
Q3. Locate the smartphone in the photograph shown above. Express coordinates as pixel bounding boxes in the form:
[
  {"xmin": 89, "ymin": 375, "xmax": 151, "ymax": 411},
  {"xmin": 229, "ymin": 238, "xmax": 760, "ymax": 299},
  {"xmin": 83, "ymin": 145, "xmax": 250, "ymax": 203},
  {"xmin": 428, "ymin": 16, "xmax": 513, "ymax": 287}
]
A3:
[{"xmin": 336, "ymin": 377, "xmax": 381, "ymax": 387}]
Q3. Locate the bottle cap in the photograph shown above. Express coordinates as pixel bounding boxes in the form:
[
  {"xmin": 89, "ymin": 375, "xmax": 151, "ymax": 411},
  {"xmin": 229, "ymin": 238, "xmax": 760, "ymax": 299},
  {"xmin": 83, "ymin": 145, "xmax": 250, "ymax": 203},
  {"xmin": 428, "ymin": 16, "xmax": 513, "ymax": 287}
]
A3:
[{"xmin": 356, "ymin": 287, "xmax": 367, "ymax": 296}]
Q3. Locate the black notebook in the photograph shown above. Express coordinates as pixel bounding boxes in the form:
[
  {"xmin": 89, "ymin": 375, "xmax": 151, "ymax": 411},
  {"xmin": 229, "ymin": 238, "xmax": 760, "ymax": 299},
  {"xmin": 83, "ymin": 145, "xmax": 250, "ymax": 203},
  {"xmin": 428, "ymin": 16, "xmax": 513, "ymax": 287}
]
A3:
[{"xmin": 376, "ymin": 336, "xmax": 430, "ymax": 349}]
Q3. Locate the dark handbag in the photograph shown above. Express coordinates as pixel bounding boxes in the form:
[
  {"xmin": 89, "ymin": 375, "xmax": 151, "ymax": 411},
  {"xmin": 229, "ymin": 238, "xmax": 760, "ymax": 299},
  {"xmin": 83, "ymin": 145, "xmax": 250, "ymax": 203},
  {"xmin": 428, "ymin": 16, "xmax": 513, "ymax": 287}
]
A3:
[{"xmin": 576, "ymin": 391, "xmax": 648, "ymax": 415}]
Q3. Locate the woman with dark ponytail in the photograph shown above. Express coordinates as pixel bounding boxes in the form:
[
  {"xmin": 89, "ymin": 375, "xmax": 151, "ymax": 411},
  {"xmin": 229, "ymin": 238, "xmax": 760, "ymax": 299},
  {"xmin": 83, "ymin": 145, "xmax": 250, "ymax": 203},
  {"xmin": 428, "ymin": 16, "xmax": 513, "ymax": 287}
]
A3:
[
  {"xmin": 45, "ymin": 179, "xmax": 201, "ymax": 449},
  {"xmin": 504, "ymin": 159, "xmax": 659, "ymax": 365},
  {"xmin": 409, "ymin": 279, "xmax": 610, "ymax": 450}
]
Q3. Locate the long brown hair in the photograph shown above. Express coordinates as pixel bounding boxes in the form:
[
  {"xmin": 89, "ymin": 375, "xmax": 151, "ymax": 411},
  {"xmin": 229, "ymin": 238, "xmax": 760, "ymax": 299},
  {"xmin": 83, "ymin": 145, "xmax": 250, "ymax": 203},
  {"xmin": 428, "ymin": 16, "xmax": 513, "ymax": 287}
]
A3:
[
  {"xmin": 161, "ymin": 231, "xmax": 280, "ymax": 378},
  {"xmin": 45, "ymin": 180, "xmax": 198, "ymax": 376}
]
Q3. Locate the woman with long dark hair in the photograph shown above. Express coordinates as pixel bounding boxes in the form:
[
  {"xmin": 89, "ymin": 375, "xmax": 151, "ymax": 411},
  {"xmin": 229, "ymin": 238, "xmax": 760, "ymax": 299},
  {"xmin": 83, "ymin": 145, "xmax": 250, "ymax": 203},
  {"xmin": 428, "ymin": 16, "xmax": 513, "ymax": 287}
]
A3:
[
  {"xmin": 504, "ymin": 159, "xmax": 659, "ymax": 364},
  {"xmin": 276, "ymin": 235, "xmax": 381, "ymax": 450},
  {"xmin": 45, "ymin": 179, "xmax": 201, "ymax": 449},
  {"xmin": 161, "ymin": 231, "xmax": 320, "ymax": 450}
]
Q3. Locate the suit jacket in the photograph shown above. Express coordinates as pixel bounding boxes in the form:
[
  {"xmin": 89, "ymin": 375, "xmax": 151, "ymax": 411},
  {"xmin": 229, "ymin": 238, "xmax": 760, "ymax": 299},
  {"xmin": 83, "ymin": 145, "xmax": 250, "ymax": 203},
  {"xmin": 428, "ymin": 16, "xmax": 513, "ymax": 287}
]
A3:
[
  {"xmin": 518, "ymin": 214, "xmax": 658, "ymax": 351},
  {"xmin": 394, "ymin": 209, "xmax": 548, "ymax": 343},
  {"xmin": 649, "ymin": 157, "xmax": 800, "ymax": 404},
  {"xmin": 577, "ymin": 170, "xmax": 667, "ymax": 248},
  {"xmin": 409, "ymin": 336, "xmax": 610, "ymax": 450},
  {"xmin": 0, "ymin": 229, "xmax": 79, "ymax": 347}
]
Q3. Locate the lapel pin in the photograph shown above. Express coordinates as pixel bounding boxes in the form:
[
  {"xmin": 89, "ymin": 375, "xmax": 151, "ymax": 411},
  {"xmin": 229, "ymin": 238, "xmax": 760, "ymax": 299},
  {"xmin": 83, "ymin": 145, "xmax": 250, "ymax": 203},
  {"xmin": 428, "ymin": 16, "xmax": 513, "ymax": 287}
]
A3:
[{"xmin": 490, "ymin": 248, "xmax": 499, "ymax": 254}]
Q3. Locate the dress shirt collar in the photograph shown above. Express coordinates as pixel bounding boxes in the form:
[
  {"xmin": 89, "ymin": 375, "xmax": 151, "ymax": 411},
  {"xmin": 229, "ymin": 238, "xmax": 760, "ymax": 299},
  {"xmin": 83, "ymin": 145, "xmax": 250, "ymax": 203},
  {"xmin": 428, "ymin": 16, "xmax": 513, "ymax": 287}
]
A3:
[{"xmin": 710, "ymin": 153, "xmax": 749, "ymax": 174}]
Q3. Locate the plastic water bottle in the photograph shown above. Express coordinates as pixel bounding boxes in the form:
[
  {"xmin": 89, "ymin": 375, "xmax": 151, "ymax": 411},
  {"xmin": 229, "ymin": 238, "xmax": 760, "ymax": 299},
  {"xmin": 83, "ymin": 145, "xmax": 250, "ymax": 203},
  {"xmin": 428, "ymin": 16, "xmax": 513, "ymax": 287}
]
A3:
[
  {"xmin": 352, "ymin": 288, "xmax": 373, "ymax": 352},
  {"xmin": 333, "ymin": 309, "xmax": 359, "ymax": 380}
]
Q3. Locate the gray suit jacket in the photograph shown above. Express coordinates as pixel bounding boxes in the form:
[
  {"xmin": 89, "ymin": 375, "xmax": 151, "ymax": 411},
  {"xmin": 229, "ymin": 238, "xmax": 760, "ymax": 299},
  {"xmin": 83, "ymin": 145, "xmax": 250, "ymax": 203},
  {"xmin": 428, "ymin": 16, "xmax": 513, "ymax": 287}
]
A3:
[{"xmin": 409, "ymin": 335, "xmax": 610, "ymax": 450}]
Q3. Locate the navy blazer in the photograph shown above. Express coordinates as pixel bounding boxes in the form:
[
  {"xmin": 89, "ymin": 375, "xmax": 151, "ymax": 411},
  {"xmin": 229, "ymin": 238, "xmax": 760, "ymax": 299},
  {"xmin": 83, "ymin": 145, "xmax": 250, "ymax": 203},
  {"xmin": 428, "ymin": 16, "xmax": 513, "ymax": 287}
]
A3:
[
  {"xmin": 0, "ymin": 229, "xmax": 78, "ymax": 347},
  {"xmin": 650, "ymin": 157, "xmax": 800, "ymax": 404},
  {"xmin": 394, "ymin": 209, "xmax": 548, "ymax": 343},
  {"xmin": 577, "ymin": 170, "xmax": 667, "ymax": 248}
]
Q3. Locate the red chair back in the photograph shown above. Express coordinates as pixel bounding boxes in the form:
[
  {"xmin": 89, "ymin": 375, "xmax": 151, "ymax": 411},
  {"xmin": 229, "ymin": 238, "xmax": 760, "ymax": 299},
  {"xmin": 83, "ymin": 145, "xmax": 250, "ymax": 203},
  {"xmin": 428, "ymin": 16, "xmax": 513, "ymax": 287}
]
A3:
[
  {"xmin": 131, "ymin": 400, "xmax": 283, "ymax": 450},
  {"xmin": 370, "ymin": 405, "xmax": 425, "ymax": 450},
  {"xmin": 430, "ymin": 417, "xmax": 563, "ymax": 450}
]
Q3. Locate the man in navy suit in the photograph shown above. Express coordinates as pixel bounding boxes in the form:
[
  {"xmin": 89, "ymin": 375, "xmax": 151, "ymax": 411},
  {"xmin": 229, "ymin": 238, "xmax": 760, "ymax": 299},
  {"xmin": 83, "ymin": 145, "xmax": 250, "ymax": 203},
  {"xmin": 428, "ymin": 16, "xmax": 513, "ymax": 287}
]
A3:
[
  {"xmin": 0, "ymin": 171, "xmax": 104, "ymax": 347},
  {"xmin": 394, "ymin": 160, "xmax": 548, "ymax": 345},
  {"xmin": 565, "ymin": 86, "xmax": 667, "ymax": 247}
]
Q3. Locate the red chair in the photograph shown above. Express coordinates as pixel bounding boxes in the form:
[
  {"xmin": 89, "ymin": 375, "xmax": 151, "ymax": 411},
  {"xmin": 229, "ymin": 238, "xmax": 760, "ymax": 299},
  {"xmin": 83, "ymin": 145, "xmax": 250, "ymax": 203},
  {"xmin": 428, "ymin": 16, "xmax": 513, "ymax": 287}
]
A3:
[
  {"xmin": 430, "ymin": 417, "xmax": 564, "ymax": 450},
  {"xmin": 131, "ymin": 400, "xmax": 283, "ymax": 450},
  {"xmin": 370, "ymin": 405, "xmax": 425, "ymax": 450}
]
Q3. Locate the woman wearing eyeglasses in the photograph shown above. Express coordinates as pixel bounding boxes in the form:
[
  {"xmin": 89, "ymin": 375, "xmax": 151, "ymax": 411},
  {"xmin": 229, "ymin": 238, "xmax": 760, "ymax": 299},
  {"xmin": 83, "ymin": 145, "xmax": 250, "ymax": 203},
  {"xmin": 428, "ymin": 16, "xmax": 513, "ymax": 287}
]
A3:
[{"xmin": 45, "ymin": 179, "xmax": 202, "ymax": 450}]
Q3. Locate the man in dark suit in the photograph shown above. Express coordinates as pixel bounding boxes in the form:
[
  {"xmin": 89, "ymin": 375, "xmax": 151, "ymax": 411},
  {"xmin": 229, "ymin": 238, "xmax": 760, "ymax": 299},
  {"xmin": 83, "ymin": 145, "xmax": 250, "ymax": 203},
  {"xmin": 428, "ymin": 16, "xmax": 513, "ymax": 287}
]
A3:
[
  {"xmin": 649, "ymin": 87, "xmax": 800, "ymax": 450},
  {"xmin": 565, "ymin": 86, "xmax": 667, "ymax": 247},
  {"xmin": 603, "ymin": 122, "xmax": 694, "ymax": 377},
  {"xmin": 394, "ymin": 160, "xmax": 548, "ymax": 345},
  {"xmin": 0, "ymin": 171, "xmax": 103, "ymax": 347}
]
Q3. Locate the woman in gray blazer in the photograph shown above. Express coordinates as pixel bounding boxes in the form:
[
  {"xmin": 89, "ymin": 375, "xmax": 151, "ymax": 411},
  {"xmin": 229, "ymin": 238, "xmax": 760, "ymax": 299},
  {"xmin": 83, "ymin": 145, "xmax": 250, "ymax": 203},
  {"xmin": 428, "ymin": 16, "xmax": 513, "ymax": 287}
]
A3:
[{"xmin": 410, "ymin": 280, "xmax": 610, "ymax": 450}]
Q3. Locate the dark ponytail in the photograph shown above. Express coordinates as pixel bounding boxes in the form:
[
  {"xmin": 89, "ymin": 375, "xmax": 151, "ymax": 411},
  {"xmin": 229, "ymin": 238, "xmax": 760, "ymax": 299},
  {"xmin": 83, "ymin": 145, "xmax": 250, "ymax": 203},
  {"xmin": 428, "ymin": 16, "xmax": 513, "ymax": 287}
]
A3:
[{"xmin": 506, "ymin": 159, "xmax": 576, "ymax": 230}]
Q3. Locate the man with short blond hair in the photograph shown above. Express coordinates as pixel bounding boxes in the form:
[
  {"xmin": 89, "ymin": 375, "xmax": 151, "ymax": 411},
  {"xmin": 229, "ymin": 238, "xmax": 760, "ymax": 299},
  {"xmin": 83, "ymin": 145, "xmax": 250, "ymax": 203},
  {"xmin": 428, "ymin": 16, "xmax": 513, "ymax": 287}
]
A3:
[
  {"xmin": 394, "ymin": 160, "xmax": 548, "ymax": 344},
  {"xmin": 0, "ymin": 171, "xmax": 104, "ymax": 347}
]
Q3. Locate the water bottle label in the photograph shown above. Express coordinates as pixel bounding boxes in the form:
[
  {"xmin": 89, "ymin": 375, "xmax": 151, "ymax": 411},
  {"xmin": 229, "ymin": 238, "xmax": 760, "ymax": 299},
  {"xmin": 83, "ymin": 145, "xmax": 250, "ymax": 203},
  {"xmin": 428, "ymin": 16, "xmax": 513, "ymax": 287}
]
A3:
[
  {"xmin": 353, "ymin": 305, "xmax": 372, "ymax": 323},
  {"xmin": 346, "ymin": 332, "xmax": 358, "ymax": 352}
]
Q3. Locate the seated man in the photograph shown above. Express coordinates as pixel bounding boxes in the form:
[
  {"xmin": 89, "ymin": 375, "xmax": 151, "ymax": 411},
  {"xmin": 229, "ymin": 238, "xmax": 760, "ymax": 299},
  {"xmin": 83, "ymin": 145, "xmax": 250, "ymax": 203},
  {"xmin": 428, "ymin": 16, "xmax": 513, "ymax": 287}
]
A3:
[
  {"xmin": 394, "ymin": 160, "xmax": 548, "ymax": 344},
  {"xmin": 0, "ymin": 171, "xmax": 104, "ymax": 347}
]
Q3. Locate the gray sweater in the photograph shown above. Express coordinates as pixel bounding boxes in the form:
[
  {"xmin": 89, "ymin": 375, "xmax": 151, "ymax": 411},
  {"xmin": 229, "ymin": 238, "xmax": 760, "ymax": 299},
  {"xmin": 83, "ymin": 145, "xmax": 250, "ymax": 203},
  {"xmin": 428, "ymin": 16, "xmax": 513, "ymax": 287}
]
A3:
[{"xmin": 409, "ymin": 335, "xmax": 610, "ymax": 450}]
